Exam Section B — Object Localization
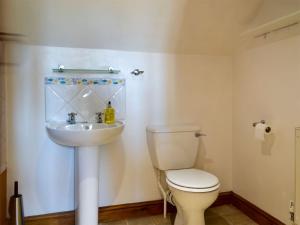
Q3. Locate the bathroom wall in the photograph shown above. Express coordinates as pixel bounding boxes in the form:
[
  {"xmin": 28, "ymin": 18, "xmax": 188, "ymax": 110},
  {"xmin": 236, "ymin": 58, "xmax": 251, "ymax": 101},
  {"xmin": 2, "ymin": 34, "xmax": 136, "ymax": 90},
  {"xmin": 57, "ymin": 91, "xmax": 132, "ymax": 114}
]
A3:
[
  {"xmin": 0, "ymin": 0, "xmax": 270, "ymax": 55},
  {"xmin": 6, "ymin": 45, "xmax": 233, "ymax": 216},
  {"xmin": 246, "ymin": 0, "xmax": 300, "ymax": 29},
  {"xmin": 0, "ymin": 40, "xmax": 7, "ymax": 225},
  {"xmin": 233, "ymin": 33, "xmax": 300, "ymax": 223},
  {"xmin": 0, "ymin": 40, "xmax": 6, "ymax": 174}
]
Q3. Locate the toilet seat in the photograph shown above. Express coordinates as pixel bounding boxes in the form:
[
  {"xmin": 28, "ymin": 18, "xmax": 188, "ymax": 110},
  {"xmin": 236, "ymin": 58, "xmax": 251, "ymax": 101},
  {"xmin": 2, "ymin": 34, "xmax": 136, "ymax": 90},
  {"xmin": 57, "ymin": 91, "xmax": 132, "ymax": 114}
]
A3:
[{"xmin": 166, "ymin": 168, "xmax": 220, "ymax": 193}]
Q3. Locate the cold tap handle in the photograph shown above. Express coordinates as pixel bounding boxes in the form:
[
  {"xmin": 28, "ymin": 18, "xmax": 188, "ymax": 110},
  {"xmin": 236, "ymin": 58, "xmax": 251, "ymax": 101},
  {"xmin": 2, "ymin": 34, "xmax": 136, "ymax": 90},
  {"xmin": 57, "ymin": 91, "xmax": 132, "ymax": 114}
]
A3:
[{"xmin": 96, "ymin": 112, "xmax": 103, "ymax": 123}]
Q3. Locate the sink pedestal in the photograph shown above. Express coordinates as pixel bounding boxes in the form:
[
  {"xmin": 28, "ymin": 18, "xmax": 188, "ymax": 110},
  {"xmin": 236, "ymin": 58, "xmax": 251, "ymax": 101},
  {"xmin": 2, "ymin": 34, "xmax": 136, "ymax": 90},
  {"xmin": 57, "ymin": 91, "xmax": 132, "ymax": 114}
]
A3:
[
  {"xmin": 46, "ymin": 121, "xmax": 125, "ymax": 225},
  {"xmin": 75, "ymin": 146, "xmax": 99, "ymax": 225}
]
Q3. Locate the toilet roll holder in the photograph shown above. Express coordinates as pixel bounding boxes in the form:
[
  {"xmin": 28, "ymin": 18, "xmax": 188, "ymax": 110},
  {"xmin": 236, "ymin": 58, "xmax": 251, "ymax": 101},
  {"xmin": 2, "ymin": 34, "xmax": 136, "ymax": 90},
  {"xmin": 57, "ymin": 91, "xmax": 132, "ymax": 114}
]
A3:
[{"xmin": 252, "ymin": 120, "xmax": 271, "ymax": 133}]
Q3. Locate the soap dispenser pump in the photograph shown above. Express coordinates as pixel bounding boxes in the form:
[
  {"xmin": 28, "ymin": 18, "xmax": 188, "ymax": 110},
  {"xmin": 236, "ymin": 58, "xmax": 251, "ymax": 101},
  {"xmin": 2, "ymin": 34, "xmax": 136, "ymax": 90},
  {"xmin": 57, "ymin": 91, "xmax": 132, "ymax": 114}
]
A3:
[{"xmin": 104, "ymin": 101, "xmax": 115, "ymax": 124}]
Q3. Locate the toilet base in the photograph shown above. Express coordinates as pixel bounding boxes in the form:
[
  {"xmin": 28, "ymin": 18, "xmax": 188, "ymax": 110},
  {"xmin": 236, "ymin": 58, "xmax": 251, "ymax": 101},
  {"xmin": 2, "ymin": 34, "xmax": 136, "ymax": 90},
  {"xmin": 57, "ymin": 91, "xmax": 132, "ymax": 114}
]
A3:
[
  {"xmin": 174, "ymin": 207, "xmax": 205, "ymax": 225},
  {"xmin": 169, "ymin": 187, "xmax": 219, "ymax": 225}
]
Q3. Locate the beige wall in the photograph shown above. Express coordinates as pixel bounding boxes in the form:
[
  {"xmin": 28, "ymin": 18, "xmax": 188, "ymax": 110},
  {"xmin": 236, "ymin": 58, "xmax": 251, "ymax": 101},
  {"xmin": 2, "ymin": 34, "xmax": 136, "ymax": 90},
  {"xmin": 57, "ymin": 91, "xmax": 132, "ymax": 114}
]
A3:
[
  {"xmin": 246, "ymin": 0, "xmax": 300, "ymax": 29},
  {"xmin": 6, "ymin": 45, "xmax": 233, "ymax": 216},
  {"xmin": 295, "ymin": 128, "xmax": 300, "ymax": 224},
  {"xmin": 233, "ymin": 34, "xmax": 300, "ymax": 224},
  {"xmin": 0, "ymin": 0, "xmax": 268, "ymax": 55},
  {"xmin": 0, "ymin": 41, "xmax": 6, "ymax": 174}
]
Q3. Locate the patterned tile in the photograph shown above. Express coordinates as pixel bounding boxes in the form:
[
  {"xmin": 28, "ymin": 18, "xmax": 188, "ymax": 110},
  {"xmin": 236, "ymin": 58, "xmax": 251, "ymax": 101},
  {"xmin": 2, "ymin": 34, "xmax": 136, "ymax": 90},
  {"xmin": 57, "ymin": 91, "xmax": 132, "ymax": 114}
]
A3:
[
  {"xmin": 70, "ymin": 86, "xmax": 106, "ymax": 121},
  {"xmin": 127, "ymin": 214, "xmax": 171, "ymax": 225},
  {"xmin": 45, "ymin": 76, "xmax": 126, "ymax": 122},
  {"xmin": 207, "ymin": 205, "xmax": 257, "ymax": 225},
  {"xmin": 100, "ymin": 220, "xmax": 127, "ymax": 225},
  {"xmin": 205, "ymin": 216, "xmax": 231, "ymax": 225},
  {"xmin": 222, "ymin": 213, "xmax": 256, "ymax": 225},
  {"xmin": 98, "ymin": 205, "xmax": 258, "ymax": 225},
  {"xmin": 45, "ymin": 77, "xmax": 125, "ymax": 85},
  {"xmin": 209, "ymin": 205, "xmax": 242, "ymax": 216}
]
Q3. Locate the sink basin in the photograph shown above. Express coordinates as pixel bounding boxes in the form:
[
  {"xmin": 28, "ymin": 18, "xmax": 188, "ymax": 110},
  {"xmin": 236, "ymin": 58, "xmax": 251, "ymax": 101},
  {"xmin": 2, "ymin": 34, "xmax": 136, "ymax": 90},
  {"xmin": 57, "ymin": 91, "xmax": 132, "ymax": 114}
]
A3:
[{"xmin": 46, "ymin": 121, "xmax": 125, "ymax": 147}]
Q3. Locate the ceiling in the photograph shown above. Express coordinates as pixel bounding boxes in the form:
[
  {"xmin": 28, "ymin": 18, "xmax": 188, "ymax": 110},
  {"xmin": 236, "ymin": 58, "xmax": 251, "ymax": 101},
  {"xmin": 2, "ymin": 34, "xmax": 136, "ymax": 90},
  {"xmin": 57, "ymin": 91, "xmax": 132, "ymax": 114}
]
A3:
[{"xmin": 1, "ymin": 0, "xmax": 300, "ymax": 54}]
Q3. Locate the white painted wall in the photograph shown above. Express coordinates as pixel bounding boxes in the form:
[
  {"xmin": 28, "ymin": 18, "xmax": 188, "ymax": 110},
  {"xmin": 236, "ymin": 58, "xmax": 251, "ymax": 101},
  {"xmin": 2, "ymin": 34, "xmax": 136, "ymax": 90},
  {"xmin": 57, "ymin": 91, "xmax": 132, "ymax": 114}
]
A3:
[
  {"xmin": 296, "ymin": 129, "xmax": 300, "ymax": 224},
  {"xmin": 233, "ymin": 34, "xmax": 300, "ymax": 224},
  {"xmin": 0, "ymin": 0, "xmax": 269, "ymax": 55},
  {"xmin": 246, "ymin": 0, "xmax": 300, "ymax": 29},
  {"xmin": 0, "ymin": 41, "xmax": 6, "ymax": 173},
  {"xmin": 6, "ymin": 45, "xmax": 233, "ymax": 216}
]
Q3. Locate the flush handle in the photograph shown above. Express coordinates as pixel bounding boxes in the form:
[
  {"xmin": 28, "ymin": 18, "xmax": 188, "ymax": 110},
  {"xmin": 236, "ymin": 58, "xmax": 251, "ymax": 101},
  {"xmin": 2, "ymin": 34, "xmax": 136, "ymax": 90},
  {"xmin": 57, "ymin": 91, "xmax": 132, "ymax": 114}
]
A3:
[{"xmin": 195, "ymin": 132, "xmax": 206, "ymax": 137}]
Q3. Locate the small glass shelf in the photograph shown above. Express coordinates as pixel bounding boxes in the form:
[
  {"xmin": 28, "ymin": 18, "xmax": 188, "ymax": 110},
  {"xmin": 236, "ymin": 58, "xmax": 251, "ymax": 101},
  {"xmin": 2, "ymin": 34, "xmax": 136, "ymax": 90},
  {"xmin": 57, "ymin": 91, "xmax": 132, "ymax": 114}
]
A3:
[{"xmin": 52, "ymin": 66, "xmax": 120, "ymax": 74}]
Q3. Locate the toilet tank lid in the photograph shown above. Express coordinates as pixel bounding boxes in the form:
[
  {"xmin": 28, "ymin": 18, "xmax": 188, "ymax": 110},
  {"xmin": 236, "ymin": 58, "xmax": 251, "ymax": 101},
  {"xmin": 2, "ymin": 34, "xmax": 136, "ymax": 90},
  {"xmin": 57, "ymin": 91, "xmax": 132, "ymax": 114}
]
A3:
[{"xmin": 146, "ymin": 124, "xmax": 200, "ymax": 133}]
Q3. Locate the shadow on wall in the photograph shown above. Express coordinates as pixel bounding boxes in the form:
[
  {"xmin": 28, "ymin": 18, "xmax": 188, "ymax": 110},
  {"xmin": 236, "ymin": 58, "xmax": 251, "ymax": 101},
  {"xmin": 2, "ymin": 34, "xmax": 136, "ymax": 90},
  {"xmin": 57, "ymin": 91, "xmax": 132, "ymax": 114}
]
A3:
[
  {"xmin": 261, "ymin": 133, "xmax": 275, "ymax": 156},
  {"xmin": 168, "ymin": 0, "xmax": 240, "ymax": 191},
  {"xmin": 0, "ymin": 0, "xmax": 7, "ymax": 175},
  {"xmin": 98, "ymin": 138, "xmax": 126, "ymax": 205},
  {"xmin": 0, "ymin": 46, "xmax": 6, "ymax": 173},
  {"xmin": 195, "ymin": 138, "xmax": 214, "ymax": 171},
  {"xmin": 0, "ymin": 0, "xmax": 268, "ymax": 55},
  {"xmin": 0, "ymin": 0, "xmax": 4, "ymax": 32}
]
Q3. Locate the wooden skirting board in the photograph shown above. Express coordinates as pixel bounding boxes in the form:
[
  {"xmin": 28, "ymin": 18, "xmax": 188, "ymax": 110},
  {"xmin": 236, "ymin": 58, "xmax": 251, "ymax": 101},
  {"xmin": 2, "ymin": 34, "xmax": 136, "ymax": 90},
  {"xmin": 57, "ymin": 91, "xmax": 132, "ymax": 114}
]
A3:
[
  {"xmin": 231, "ymin": 193, "xmax": 285, "ymax": 225},
  {"xmin": 0, "ymin": 170, "xmax": 7, "ymax": 225},
  {"xmin": 24, "ymin": 191, "xmax": 285, "ymax": 225}
]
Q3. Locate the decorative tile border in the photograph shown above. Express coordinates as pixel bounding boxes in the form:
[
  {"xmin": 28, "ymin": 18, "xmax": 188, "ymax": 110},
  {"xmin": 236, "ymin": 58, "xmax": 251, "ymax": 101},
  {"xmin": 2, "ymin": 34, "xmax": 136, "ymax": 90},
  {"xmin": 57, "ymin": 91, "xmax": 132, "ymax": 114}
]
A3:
[{"xmin": 45, "ymin": 77, "xmax": 125, "ymax": 85}]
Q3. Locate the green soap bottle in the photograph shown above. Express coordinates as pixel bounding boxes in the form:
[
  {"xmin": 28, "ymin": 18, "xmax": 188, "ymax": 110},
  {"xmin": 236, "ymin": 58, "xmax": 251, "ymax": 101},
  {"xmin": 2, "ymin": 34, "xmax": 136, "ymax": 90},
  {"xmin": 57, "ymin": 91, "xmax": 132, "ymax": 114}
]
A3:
[{"xmin": 104, "ymin": 101, "xmax": 115, "ymax": 124}]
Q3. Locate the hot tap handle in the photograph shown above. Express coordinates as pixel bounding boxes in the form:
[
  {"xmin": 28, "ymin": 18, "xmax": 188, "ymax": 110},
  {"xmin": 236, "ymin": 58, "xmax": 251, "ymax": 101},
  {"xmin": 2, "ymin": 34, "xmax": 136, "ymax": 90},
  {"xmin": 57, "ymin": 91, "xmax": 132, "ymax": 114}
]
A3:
[{"xmin": 96, "ymin": 112, "xmax": 103, "ymax": 123}]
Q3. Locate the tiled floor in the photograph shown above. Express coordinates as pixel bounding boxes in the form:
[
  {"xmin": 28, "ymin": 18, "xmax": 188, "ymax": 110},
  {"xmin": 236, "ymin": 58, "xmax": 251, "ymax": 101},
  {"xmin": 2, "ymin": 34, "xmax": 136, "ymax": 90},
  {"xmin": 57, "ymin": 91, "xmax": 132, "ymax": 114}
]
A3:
[{"xmin": 100, "ymin": 205, "xmax": 258, "ymax": 225}]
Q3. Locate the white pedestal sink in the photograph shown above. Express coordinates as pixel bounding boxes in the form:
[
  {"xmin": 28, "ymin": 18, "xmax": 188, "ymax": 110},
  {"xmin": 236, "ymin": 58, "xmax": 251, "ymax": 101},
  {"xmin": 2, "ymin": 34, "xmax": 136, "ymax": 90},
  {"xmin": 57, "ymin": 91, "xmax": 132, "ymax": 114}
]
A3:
[{"xmin": 46, "ymin": 121, "xmax": 125, "ymax": 225}]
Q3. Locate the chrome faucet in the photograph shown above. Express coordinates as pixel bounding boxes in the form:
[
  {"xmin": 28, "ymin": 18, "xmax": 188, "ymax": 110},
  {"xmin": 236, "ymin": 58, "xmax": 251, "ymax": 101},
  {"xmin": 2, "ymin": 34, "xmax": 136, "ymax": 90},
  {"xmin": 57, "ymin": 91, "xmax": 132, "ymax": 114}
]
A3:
[
  {"xmin": 67, "ymin": 112, "xmax": 77, "ymax": 124},
  {"xmin": 96, "ymin": 112, "xmax": 103, "ymax": 123}
]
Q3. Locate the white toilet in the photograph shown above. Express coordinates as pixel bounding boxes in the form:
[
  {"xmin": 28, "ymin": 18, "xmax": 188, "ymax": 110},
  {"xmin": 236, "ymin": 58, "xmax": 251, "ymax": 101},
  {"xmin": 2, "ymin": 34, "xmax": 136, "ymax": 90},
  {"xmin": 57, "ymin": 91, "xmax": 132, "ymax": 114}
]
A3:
[{"xmin": 146, "ymin": 125, "xmax": 220, "ymax": 225}]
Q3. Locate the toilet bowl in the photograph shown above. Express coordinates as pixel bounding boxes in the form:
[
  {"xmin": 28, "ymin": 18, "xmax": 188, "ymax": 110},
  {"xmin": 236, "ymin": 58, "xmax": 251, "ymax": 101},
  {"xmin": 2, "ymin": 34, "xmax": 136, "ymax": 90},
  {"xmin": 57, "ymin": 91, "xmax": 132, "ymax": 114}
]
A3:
[
  {"xmin": 146, "ymin": 124, "xmax": 220, "ymax": 225},
  {"xmin": 166, "ymin": 169, "xmax": 220, "ymax": 225}
]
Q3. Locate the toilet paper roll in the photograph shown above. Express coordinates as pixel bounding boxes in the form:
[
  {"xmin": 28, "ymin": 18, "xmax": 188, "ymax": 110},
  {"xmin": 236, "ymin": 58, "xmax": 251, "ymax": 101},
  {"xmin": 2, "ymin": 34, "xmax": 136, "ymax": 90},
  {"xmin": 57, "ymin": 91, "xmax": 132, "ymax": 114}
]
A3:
[{"xmin": 255, "ymin": 123, "xmax": 267, "ymax": 141}]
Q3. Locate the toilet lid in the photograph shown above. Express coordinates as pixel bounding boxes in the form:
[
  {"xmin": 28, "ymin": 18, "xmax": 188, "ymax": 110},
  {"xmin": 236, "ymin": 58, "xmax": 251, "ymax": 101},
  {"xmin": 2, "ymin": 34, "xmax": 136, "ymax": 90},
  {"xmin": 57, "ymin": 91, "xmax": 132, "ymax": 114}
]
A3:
[{"xmin": 166, "ymin": 169, "xmax": 220, "ymax": 192}]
